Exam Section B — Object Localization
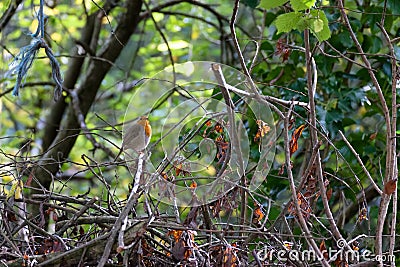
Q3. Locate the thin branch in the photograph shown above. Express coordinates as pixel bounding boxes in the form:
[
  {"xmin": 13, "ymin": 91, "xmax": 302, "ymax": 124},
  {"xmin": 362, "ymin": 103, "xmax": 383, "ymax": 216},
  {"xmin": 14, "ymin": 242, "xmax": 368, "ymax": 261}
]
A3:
[
  {"xmin": 230, "ymin": 0, "xmax": 258, "ymax": 96},
  {"xmin": 225, "ymin": 83, "xmax": 309, "ymax": 109},
  {"xmin": 70, "ymin": 90, "xmax": 115, "ymax": 156},
  {"xmin": 283, "ymin": 107, "xmax": 329, "ymax": 267},
  {"xmin": 304, "ymin": 24, "xmax": 349, "ymax": 254},
  {"xmin": 339, "ymin": 130, "xmax": 382, "ymax": 195},
  {"xmin": 338, "ymin": 0, "xmax": 391, "ymax": 179},
  {"xmin": 143, "ymin": 1, "xmax": 176, "ymax": 86},
  {"xmin": 338, "ymin": 2, "xmax": 393, "ymax": 264},
  {"xmin": 377, "ymin": 22, "xmax": 398, "ymax": 267},
  {"xmin": 0, "ymin": 0, "xmax": 23, "ymax": 33},
  {"xmin": 55, "ymin": 197, "xmax": 98, "ymax": 236},
  {"xmin": 98, "ymin": 152, "xmax": 147, "ymax": 267},
  {"xmin": 228, "ymin": 0, "xmax": 288, "ymax": 122},
  {"xmin": 212, "ymin": 63, "xmax": 246, "ymax": 230}
]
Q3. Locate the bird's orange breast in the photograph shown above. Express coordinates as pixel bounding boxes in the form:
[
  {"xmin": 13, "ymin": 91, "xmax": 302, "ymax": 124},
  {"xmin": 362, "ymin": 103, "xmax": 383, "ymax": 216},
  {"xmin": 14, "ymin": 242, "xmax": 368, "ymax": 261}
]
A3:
[{"xmin": 144, "ymin": 121, "xmax": 152, "ymax": 137}]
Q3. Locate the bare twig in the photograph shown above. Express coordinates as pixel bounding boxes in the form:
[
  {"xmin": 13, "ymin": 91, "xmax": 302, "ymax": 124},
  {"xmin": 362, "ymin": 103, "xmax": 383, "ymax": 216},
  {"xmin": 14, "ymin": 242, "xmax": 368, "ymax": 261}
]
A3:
[
  {"xmin": 377, "ymin": 22, "xmax": 398, "ymax": 267},
  {"xmin": 70, "ymin": 90, "xmax": 116, "ymax": 157},
  {"xmin": 229, "ymin": 0, "xmax": 258, "ymax": 97},
  {"xmin": 212, "ymin": 63, "xmax": 246, "ymax": 230},
  {"xmin": 304, "ymin": 23, "xmax": 352, "ymax": 259},
  {"xmin": 338, "ymin": 3, "xmax": 394, "ymax": 264},
  {"xmin": 55, "ymin": 197, "xmax": 98, "ymax": 236},
  {"xmin": 225, "ymin": 83, "xmax": 309, "ymax": 109},
  {"xmin": 283, "ymin": 106, "xmax": 329, "ymax": 267},
  {"xmin": 98, "ymin": 152, "xmax": 147, "ymax": 267},
  {"xmin": 338, "ymin": 130, "xmax": 382, "ymax": 195},
  {"xmin": 0, "ymin": 0, "xmax": 23, "ymax": 33},
  {"xmin": 143, "ymin": 1, "xmax": 176, "ymax": 86}
]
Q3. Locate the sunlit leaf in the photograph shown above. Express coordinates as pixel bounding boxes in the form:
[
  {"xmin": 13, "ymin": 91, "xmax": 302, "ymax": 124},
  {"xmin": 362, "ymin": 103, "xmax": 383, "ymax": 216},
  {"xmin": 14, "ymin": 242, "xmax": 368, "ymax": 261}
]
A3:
[
  {"xmin": 214, "ymin": 123, "xmax": 223, "ymax": 133},
  {"xmin": 274, "ymin": 12, "xmax": 303, "ymax": 34},
  {"xmin": 309, "ymin": 10, "xmax": 331, "ymax": 41},
  {"xmin": 313, "ymin": 18, "xmax": 324, "ymax": 32},
  {"xmin": 254, "ymin": 119, "xmax": 271, "ymax": 142},
  {"xmin": 168, "ymin": 230, "xmax": 183, "ymax": 242},
  {"xmin": 256, "ymin": 120, "xmax": 271, "ymax": 138},
  {"xmin": 290, "ymin": 0, "xmax": 316, "ymax": 11},
  {"xmin": 157, "ymin": 40, "xmax": 190, "ymax": 52},
  {"xmin": 259, "ymin": 0, "xmax": 287, "ymax": 9},
  {"xmin": 7, "ymin": 179, "xmax": 23, "ymax": 200}
]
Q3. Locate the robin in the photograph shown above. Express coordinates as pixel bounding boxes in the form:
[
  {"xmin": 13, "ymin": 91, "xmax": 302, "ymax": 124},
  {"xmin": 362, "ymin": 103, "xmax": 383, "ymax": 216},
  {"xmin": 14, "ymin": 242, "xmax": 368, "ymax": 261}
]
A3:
[{"xmin": 115, "ymin": 116, "xmax": 152, "ymax": 160}]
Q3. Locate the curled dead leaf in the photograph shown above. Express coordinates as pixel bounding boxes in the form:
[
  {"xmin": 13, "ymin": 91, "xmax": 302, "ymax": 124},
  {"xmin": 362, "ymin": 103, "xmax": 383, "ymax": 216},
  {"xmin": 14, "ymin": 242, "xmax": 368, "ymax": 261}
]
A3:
[
  {"xmin": 384, "ymin": 179, "xmax": 397, "ymax": 195},
  {"xmin": 252, "ymin": 202, "xmax": 264, "ymax": 225},
  {"xmin": 358, "ymin": 207, "xmax": 368, "ymax": 222},
  {"xmin": 289, "ymin": 124, "xmax": 306, "ymax": 156},
  {"xmin": 254, "ymin": 120, "xmax": 271, "ymax": 142},
  {"xmin": 319, "ymin": 240, "xmax": 328, "ymax": 259}
]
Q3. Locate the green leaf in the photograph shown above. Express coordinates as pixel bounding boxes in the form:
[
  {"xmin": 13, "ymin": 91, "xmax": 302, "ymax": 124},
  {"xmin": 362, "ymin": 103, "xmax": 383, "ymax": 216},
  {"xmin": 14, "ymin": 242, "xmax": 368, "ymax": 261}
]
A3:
[
  {"xmin": 388, "ymin": 0, "xmax": 400, "ymax": 15},
  {"xmin": 313, "ymin": 18, "xmax": 323, "ymax": 32},
  {"xmin": 274, "ymin": 12, "xmax": 303, "ymax": 33},
  {"xmin": 242, "ymin": 0, "xmax": 261, "ymax": 8},
  {"xmin": 295, "ymin": 16, "xmax": 308, "ymax": 31},
  {"xmin": 338, "ymin": 31, "xmax": 353, "ymax": 48},
  {"xmin": 259, "ymin": 0, "xmax": 287, "ymax": 9},
  {"xmin": 290, "ymin": 0, "xmax": 316, "ymax": 11},
  {"xmin": 370, "ymin": 37, "xmax": 383, "ymax": 53},
  {"xmin": 264, "ymin": 12, "xmax": 276, "ymax": 26},
  {"xmin": 260, "ymin": 41, "xmax": 274, "ymax": 53},
  {"xmin": 309, "ymin": 10, "xmax": 331, "ymax": 41}
]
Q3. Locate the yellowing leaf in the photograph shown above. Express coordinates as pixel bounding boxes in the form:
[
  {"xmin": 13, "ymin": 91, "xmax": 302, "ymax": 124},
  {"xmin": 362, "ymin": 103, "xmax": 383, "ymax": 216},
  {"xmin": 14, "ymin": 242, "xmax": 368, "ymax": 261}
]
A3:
[
  {"xmin": 29, "ymin": 20, "xmax": 39, "ymax": 35},
  {"xmin": 152, "ymin": 12, "xmax": 164, "ymax": 23},
  {"xmin": 44, "ymin": 6, "xmax": 60, "ymax": 16},
  {"xmin": 51, "ymin": 32, "xmax": 62, "ymax": 42},
  {"xmin": 7, "ymin": 180, "xmax": 24, "ymax": 200},
  {"xmin": 157, "ymin": 40, "xmax": 190, "ymax": 52},
  {"xmin": 309, "ymin": 10, "xmax": 331, "ymax": 41},
  {"xmin": 191, "ymin": 25, "xmax": 200, "ymax": 40},
  {"xmin": 313, "ymin": 18, "xmax": 324, "ymax": 33}
]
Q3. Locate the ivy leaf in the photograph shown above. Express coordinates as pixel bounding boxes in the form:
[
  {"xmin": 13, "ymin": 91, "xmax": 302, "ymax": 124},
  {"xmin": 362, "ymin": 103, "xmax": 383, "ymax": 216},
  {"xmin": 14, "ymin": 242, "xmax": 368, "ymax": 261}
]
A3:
[
  {"xmin": 259, "ymin": 0, "xmax": 287, "ymax": 9},
  {"xmin": 290, "ymin": 0, "xmax": 316, "ymax": 11},
  {"xmin": 309, "ymin": 10, "xmax": 331, "ymax": 41},
  {"xmin": 274, "ymin": 12, "xmax": 303, "ymax": 33}
]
